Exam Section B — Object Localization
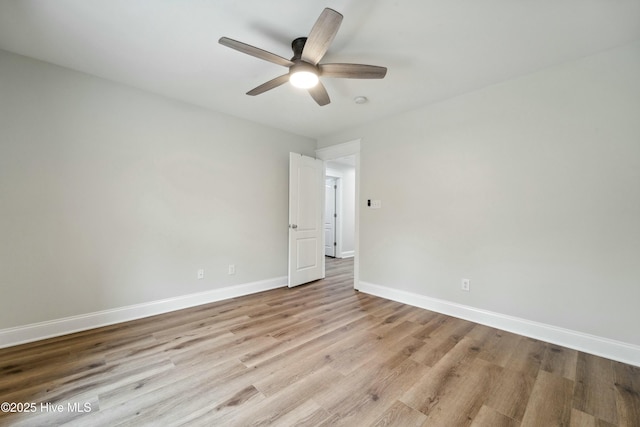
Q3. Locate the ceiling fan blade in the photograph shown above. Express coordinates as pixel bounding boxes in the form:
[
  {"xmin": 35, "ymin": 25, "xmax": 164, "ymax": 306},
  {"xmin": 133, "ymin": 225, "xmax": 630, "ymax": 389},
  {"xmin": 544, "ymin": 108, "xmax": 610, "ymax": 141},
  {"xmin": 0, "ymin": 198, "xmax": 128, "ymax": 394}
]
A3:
[
  {"xmin": 219, "ymin": 37, "xmax": 293, "ymax": 67},
  {"xmin": 301, "ymin": 8, "xmax": 343, "ymax": 65},
  {"xmin": 246, "ymin": 74, "xmax": 290, "ymax": 96},
  {"xmin": 319, "ymin": 63, "xmax": 387, "ymax": 79},
  {"xmin": 308, "ymin": 81, "xmax": 330, "ymax": 106}
]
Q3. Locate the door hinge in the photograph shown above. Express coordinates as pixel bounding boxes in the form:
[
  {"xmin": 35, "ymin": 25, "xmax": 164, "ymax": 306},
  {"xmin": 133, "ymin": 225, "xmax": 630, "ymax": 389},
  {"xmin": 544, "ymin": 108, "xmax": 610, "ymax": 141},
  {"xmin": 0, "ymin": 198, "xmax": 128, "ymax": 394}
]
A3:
[
  {"xmin": 334, "ymin": 242, "xmax": 337, "ymax": 246},
  {"xmin": 334, "ymin": 213, "xmax": 337, "ymax": 218},
  {"xmin": 334, "ymin": 185, "xmax": 337, "ymax": 189}
]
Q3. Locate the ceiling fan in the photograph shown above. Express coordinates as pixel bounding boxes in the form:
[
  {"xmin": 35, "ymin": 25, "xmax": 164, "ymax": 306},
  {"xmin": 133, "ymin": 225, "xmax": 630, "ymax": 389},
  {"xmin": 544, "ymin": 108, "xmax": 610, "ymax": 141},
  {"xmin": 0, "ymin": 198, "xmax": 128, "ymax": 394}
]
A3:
[{"xmin": 219, "ymin": 8, "xmax": 387, "ymax": 106}]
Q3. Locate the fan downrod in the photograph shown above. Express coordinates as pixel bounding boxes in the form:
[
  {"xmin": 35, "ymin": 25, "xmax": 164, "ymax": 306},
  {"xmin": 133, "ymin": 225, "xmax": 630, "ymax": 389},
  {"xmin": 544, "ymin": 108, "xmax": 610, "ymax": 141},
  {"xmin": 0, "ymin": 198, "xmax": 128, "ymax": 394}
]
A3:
[{"xmin": 291, "ymin": 37, "xmax": 307, "ymax": 60}]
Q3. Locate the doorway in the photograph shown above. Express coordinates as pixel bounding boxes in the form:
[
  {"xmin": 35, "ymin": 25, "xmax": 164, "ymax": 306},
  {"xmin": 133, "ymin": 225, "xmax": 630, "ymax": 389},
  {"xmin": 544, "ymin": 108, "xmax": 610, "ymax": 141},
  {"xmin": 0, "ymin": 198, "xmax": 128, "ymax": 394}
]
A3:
[
  {"xmin": 324, "ymin": 177, "xmax": 337, "ymax": 257},
  {"xmin": 325, "ymin": 158, "xmax": 355, "ymax": 260},
  {"xmin": 316, "ymin": 139, "xmax": 360, "ymax": 289}
]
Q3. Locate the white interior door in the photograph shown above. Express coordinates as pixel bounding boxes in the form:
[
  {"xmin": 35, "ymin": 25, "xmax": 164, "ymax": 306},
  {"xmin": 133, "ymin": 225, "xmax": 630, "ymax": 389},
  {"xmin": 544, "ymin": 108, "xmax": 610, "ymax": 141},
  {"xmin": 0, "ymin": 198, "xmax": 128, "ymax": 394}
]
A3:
[
  {"xmin": 324, "ymin": 178, "xmax": 337, "ymax": 257},
  {"xmin": 288, "ymin": 153, "xmax": 324, "ymax": 287}
]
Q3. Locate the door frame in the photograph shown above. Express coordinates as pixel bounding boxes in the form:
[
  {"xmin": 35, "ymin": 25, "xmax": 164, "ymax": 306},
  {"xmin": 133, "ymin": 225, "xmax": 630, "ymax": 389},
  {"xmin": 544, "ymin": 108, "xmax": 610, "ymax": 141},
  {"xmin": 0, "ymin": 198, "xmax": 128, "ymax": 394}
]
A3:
[{"xmin": 315, "ymin": 139, "xmax": 360, "ymax": 290}]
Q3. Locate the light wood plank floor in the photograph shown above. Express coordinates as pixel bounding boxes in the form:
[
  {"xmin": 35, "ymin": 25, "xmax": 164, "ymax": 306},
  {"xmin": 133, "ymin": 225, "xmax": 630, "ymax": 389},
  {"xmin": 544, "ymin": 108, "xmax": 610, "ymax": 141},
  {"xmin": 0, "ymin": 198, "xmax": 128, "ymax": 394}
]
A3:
[{"xmin": 1, "ymin": 257, "xmax": 639, "ymax": 426}]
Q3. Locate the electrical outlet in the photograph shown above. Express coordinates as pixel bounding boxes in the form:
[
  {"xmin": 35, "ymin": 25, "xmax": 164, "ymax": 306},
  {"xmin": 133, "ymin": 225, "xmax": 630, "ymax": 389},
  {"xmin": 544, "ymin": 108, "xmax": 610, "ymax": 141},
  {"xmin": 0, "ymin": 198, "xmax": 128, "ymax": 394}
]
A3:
[
  {"xmin": 197, "ymin": 269, "xmax": 204, "ymax": 279},
  {"xmin": 228, "ymin": 264, "xmax": 235, "ymax": 275},
  {"xmin": 461, "ymin": 278, "xmax": 470, "ymax": 292}
]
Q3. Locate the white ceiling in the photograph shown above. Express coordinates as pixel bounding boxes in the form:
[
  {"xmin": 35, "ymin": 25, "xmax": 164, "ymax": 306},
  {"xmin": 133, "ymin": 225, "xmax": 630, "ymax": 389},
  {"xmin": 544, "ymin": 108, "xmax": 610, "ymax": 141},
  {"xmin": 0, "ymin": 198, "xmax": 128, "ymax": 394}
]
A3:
[
  {"xmin": 1, "ymin": 1, "xmax": 639, "ymax": 139},
  {"xmin": 328, "ymin": 156, "xmax": 356, "ymax": 168}
]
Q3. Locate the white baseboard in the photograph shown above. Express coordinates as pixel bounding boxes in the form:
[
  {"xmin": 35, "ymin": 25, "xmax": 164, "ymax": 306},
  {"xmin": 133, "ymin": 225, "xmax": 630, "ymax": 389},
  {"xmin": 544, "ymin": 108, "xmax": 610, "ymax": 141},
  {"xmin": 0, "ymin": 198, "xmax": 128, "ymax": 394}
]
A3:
[
  {"xmin": 359, "ymin": 281, "xmax": 640, "ymax": 367},
  {"xmin": 339, "ymin": 251, "xmax": 355, "ymax": 259},
  {"xmin": 0, "ymin": 276, "xmax": 287, "ymax": 349}
]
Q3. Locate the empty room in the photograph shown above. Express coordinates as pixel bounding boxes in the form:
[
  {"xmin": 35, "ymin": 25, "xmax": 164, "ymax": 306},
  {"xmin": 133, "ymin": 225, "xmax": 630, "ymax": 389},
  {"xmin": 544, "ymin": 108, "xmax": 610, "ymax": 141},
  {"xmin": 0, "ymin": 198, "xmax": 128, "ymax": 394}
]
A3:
[{"xmin": 1, "ymin": 1, "xmax": 639, "ymax": 426}]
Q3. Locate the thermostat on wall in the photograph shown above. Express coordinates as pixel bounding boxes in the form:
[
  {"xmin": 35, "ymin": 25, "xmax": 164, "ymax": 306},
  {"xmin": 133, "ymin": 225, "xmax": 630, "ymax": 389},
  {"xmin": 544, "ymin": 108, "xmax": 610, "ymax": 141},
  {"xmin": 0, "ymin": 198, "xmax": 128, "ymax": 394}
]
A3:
[{"xmin": 367, "ymin": 199, "xmax": 382, "ymax": 209}]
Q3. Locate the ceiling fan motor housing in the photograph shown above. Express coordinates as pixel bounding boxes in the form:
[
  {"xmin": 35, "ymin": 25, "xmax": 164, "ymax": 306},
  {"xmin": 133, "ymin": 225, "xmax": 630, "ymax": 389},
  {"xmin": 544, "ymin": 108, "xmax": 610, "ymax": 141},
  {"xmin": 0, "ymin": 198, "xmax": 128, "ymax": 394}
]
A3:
[
  {"xmin": 289, "ymin": 37, "xmax": 320, "ymax": 88},
  {"xmin": 289, "ymin": 60, "xmax": 317, "ymax": 76}
]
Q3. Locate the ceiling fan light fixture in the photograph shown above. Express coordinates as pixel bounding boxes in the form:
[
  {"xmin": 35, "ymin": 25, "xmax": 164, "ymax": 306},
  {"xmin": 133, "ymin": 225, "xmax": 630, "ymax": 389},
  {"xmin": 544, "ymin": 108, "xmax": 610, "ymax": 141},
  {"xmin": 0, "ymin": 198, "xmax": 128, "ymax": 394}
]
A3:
[
  {"xmin": 289, "ymin": 62, "xmax": 319, "ymax": 89},
  {"xmin": 290, "ymin": 71, "xmax": 319, "ymax": 88}
]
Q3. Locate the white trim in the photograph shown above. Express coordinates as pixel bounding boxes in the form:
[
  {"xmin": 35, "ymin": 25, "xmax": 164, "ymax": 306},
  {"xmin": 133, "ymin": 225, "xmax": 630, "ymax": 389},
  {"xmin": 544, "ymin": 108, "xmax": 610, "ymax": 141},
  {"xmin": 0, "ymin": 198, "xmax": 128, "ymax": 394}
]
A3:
[
  {"xmin": 316, "ymin": 139, "xmax": 361, "ymax": 161},
  {"xmin": 339, "ymin": 251, "xmax": 355, "ymax": 258},
  {"xmin": 0, "ymin": 276, "xmax": 287, "ymax": 349},
  {"xmin": 325, "ymin": 168, "xmax": 344, "ymax": 179},
  {"xmin": 354, "ymin": 153, "xmax": 360, "ymax": 290},
  {"xmin": 359, "ymin": 281, "xmax": 640, "ymax": 367}
]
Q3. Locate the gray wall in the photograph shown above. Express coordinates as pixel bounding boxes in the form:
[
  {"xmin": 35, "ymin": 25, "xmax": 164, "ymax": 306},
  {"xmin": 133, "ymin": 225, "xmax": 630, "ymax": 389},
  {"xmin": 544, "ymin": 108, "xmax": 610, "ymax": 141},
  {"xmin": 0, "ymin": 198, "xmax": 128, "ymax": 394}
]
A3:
[
  {"xmin": 0, "ymin": 50, "xmax": 315, "ymax": 329},
  {"xmin": 319, "ymin": 42, "xmax": 640, "ymax": 345}
]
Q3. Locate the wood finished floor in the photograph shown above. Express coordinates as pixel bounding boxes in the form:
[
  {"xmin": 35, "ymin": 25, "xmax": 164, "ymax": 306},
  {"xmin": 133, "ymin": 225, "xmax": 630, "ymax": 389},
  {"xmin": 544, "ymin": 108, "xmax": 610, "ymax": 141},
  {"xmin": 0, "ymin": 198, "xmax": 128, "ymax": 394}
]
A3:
[{"xmin": 1, "ymin": 257, "xmax": 639, "ymax": 426}]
